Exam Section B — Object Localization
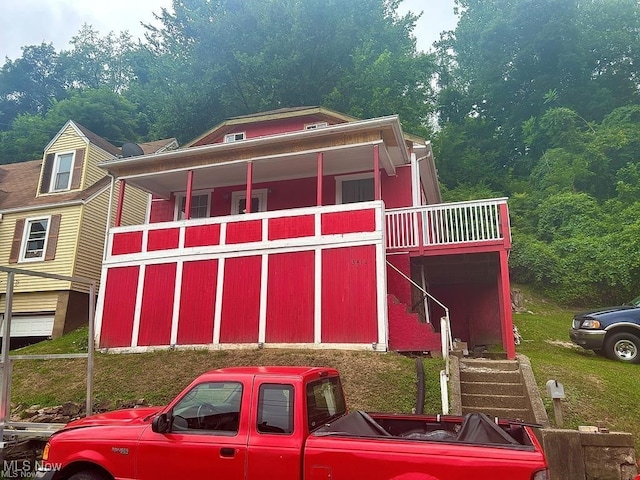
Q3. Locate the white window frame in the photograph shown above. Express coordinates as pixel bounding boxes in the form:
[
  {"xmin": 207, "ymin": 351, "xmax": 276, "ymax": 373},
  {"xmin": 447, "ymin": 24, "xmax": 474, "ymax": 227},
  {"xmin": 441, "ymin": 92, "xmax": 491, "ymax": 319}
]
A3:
[
  {"xmin": 49, "ymin": 150, "xmax": 76, "ymax": 192},
  {"xmin": 230, "ymin": 189, "xmax": 268, "ymax": 214},
  {"xmin": 173, "ymin": 190, "xmax": 212, "ymax": 220},
  {"xmin": 304, "ymin": 122, "xmax": 328, "ymax": 130},
  {"xmin": 224, "ymin": 132, "xmax": 246, "ymax": 143},
  {"xmin": 335, "ymin": 173, "xmax": 374, "ymax": 204},
  {"xmin": 19, "ymin": 215, "xmax": 51, "ymax": 263}
]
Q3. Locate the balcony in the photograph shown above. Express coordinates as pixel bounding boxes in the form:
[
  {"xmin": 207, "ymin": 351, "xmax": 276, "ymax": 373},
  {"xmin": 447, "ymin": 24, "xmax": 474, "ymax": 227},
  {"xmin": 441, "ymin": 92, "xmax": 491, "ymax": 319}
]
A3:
[{"xmin": 385, "ymin": 198, "xmax": 511, "ymax": 254}]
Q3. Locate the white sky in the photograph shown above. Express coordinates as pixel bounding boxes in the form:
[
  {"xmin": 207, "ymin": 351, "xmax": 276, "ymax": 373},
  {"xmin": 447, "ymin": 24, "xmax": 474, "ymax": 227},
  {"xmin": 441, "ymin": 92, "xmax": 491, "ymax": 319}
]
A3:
[{"xmin": 0, "ymin": 0, "xmax": 458, "ymax": 63}]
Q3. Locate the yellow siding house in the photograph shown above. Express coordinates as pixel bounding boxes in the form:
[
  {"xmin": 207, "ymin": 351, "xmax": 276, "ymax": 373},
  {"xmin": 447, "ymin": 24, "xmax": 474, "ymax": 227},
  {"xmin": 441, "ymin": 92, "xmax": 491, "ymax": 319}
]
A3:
[{"xmin": 0, "ymin": 121, "xmax": 176, "ymax": 344}]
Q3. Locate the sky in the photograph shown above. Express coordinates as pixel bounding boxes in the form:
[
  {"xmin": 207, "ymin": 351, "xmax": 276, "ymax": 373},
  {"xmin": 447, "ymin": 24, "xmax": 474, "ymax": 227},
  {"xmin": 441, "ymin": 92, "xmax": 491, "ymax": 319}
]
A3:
[{"xmin": 0, "ymin": 0, "xmax": 458, "ymax": 63}]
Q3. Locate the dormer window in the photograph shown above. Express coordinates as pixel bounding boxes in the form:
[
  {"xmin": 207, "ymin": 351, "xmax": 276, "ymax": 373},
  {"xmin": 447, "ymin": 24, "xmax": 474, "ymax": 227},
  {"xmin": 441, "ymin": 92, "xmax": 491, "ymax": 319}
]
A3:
[
  {"xmin": 39, "ymin": 148, "xmax": 85, "ymax": 195},
  {"xmin": 224, "ymin": 132, "xmax": 246, "ymax": 143},
  {"xmin": 304, "ymin": 122, "xmax": 328, "ymax": 130},
  {"xmin": 50, "ymin": 152, "xmax": 74, "ymax": 191}
]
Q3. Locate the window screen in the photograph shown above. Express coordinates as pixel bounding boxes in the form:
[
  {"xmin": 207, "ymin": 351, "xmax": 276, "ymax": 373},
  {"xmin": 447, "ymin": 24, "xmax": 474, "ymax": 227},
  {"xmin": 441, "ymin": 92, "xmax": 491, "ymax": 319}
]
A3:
[{"xmin": 341, "ymin": 178, "xmax": 374, "ymax": 204}]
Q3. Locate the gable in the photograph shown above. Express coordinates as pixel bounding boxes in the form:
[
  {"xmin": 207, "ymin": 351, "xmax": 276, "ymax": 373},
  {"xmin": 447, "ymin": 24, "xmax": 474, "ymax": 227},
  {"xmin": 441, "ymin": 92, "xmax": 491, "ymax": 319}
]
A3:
[{"xmin": 189, "ymin": 107, "xmax": 356, "ymax": 147}]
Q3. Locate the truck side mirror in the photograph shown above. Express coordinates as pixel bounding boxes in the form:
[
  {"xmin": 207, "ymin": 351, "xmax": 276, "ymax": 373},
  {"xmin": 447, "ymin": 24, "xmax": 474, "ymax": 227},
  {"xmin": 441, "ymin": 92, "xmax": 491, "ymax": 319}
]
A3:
[{"xmin": 152, "ymin": 413, "xmax": 170, "ymax": 433}]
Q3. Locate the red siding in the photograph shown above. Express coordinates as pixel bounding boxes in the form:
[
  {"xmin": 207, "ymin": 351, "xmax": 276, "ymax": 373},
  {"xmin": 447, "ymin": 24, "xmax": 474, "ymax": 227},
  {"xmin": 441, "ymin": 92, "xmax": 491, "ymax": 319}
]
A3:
[
  {"xmin": 99, "ymin": 266, "xmax": 139, "ymax": 348},
  {"xmin": 147, "ymin": 228, "xmax": 180, "ymax": 251},
  {"xmin": 321, "ymin": 209, "xmax": 376, "ymax": 235},
  {"xmin": 381, "ymin": 165, "xmax": 413, "ymax": 208},
  {"xmin": 149, "ymin": 197, "xmax": 175, "ymax": 223},
  {"xmin": 226, "ymin": 220, "xmax": 262, "ymax": 243},
  {"xmin": 177, "ymin": 260, "xmax": 218, "ymax": 344},
  {"xmin": 219, "ymin": 256, "xmax": 261, "ymax": 342},
  {"xmin": 386, "ymin": 255, "xmax": 412, "ymax": 307},
  {"xmin": 268, "ymin": 215, "xmax": 314, "ymax": 240},
  {"xmin": 194, "ymin": 116, "xmax": 341, "ymax": 146},
  {"xmin": 111, "ymin": 231, "xmax": 143, "ymax": 255},
  {"xmin": 266, "ymin": 251, "xmax": 314, "ymax": 342},
  {"xmin": 137, "ymin": 263, "xmax": 177, "ymax": 346},
  {"xmin": 185, "ymin": 224, "xmax": 221, "ymax": 247},
  {"xmin": 321, "ymin": 246, "xmax": 378, "ymax": 343}
]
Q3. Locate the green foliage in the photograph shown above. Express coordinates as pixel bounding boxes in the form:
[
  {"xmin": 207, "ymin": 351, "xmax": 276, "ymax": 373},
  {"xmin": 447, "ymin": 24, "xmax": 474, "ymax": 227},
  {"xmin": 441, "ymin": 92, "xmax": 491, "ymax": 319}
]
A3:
[{"xmin": 0, "ymin": 88, "xmax": 143, "ymax": 163}]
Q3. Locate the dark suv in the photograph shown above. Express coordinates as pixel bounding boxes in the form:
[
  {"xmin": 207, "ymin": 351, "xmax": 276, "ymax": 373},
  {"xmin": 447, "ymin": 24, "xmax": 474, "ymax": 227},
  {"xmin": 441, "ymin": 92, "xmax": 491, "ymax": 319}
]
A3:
[{"xmin": 570, "ymin": 296, "xmax": 640, "ymax": 363}]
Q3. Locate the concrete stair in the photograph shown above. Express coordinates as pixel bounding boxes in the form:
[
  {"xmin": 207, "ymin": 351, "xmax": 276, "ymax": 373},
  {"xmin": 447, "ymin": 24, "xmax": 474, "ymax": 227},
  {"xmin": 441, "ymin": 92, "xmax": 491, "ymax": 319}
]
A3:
[
  {"xmin": 387, "ymin": 294, "xmax": 441, "ymax": 352},
  {"xmin": 459, "ymin": 358, "xmax": 536, "ymax": 423}
]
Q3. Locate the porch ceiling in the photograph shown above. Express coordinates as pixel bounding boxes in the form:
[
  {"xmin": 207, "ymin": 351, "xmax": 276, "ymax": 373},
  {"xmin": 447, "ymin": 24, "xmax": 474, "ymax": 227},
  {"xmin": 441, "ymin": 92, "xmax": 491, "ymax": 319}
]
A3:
[{"xmin": 123, "ymin": 142, "xmax": 394, "ymax": 198}]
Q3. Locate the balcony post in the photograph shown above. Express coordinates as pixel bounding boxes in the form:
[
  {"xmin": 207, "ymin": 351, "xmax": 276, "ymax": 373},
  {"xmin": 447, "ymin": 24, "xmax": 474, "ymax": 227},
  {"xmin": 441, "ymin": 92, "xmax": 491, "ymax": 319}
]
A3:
[
  {"xmin": 245, "ymin": 161, "xmax": 253, "ymax": 213},
  {"xmin": 317, "ymin": 152, "xmax": 323, "ymax": 206},
  {"xmin": 499, "ymin": 249, "xmax": 516, "ymax": 359},
  {"xmin": 184, "ymin": 170, "xmax": 194, "ymax": 220},
  {"xmin": 115, "ymin": 179, "xmax": 126, "ymax": 227},
  {"xmin": 499, "ymin": 202, "xmax": 512, "ymax": 248},
  {"xmin": 374, "ymin": 145, "xmax": 381, "ymax": 201}
]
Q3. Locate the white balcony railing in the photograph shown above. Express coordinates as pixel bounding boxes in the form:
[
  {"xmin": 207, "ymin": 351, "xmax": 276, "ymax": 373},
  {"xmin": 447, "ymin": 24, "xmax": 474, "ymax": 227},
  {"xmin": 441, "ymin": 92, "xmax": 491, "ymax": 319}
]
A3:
[{"xmin": 385, "ymin": 198, "xmax": 510, "ymax": 250}]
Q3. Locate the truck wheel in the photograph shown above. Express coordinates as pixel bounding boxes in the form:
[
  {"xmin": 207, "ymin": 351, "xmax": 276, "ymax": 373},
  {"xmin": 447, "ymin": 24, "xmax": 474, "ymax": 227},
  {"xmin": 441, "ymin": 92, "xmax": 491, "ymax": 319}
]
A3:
[
  {"xmin": 68, "ymin": 471, "xmax": 108, "ymax": 480},
  {"xmin": 604, "ymin": 332, "xmax": 640, "ymax": 364}
]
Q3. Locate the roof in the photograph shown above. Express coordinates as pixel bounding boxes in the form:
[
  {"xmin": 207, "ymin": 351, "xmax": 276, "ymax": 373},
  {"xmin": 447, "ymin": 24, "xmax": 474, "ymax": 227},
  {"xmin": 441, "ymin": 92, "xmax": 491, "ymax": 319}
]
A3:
[
  {"xmin": 73, "ymin": 123, "xmax": 121, "ymax": 156},
  {"xmin": 187, "ymin": 106, "xmax": 359, "ymax": 147},
  {"xmin": 0, "ymin": 160, "xmax": 110, "ymax": 213},
  {"xmin": 138, "ymin": 138, "xmax": 179, "ymax": 155}
]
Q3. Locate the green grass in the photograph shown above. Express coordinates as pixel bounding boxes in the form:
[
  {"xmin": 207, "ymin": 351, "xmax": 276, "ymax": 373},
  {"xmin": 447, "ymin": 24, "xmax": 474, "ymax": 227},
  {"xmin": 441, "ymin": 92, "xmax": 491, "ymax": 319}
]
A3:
[
  {"xmin": 9, "ymin": 337, "xmax": 444, "ymax": 415},
  {"xmin": 10, "ymin": 289, "xmax": 639, "ymax": 452},
  {"xmin": 512, "ymin": 284, "xmax": 640, "ymax": 451}
]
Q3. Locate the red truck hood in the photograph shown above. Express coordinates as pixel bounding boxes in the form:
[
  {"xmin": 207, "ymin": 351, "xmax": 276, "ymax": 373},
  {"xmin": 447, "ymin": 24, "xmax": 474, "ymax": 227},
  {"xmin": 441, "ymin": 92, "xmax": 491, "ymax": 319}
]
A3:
[{"xmin": 64, "ymin": 407, "xmax": 163, "ymax": 429}]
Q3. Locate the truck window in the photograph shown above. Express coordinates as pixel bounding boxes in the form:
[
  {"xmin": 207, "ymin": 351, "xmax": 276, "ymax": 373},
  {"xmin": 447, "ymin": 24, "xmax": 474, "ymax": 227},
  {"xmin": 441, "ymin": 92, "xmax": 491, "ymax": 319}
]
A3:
[
  {"xmin": 257, "ymin": 384, "xmax": 294, "ymax": 434},
  {"xmin": 171, "ymin": 381, "xmax": 242, "ymax": 434},
  {"xmin": 306, "ymin": 376, "xmax": 346, "ymax": 430}
]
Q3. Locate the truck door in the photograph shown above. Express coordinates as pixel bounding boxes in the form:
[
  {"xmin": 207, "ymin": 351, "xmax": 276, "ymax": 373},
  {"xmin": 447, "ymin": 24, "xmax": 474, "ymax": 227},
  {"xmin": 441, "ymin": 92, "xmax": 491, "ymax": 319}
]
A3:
[
  {"xmin": 136, "ymin": 380, "xmax": 248, "ymax": 480},
  {"xmin": 246, "ymin": 379, "xmax": 303, "ymax": 480}
]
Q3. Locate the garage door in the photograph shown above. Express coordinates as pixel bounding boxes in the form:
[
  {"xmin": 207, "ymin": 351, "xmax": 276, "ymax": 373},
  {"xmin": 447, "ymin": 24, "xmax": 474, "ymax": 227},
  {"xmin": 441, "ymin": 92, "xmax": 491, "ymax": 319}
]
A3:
[{"xmin": 0, "ymin": 314, "xmax": 55, "ymax": 337}]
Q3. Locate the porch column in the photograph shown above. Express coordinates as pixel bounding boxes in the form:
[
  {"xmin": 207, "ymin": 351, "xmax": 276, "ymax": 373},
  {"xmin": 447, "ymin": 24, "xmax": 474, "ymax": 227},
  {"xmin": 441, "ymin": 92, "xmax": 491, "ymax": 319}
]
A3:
[
  {"xmin": 499, "ymin": 249, "xmax": 516, "ymax": 359},
  {"xmin": 184, "ymin": 170, "xmax": 194, "ymax": 220},
  {"xmin": 316, "ymin": 152, "xmax": 323, "ymax": 206},
  {"xmin": 115, "ymin": 179, "xmax": 126, "ymax": 227},
  {"xmin": 245, "ymin": 161, "xmax": 253, "ymax": 213},
  {"xmin": 373, "ymin": 145, "xmax": 381, "ymax": 201}
]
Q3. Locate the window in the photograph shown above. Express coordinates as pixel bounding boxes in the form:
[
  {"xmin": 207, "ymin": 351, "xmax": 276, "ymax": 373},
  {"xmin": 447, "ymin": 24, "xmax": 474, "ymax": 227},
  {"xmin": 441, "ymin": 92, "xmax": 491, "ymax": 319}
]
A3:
[
  {"xmin": 171, "ymin": 382, "xmax": 242, "ymax": 434},
  {"xmin": 50, "ymin": 152, "xmax": 75, "ymax": 191},
  {"xmin": 175, "ymin": 192, "xmax": 211, "ymax": 220},
  {"xmin": 257, "ymin": 384, "xmax": 294, "ymax": 434},
  {"xmin": 224, "ymin": 132, "xmax": 246, "ymax": 143},
  {"xmin": 336, "ymin": 174, "xmax": 375, "ymax": 204},
  {"xmin": 230, "ymin": 189, "xmax": 267, "ymax": 214},
  {"xmin": 306, "ymin": 376, "xmax": 346, "ymax": 431},
  {"xmin": 21, "ymin": 218, "xmax": 50, "ymax": 261},
  {"xmin": 304, "ymin": 122, "xmax": 328, "ymax": 130}
]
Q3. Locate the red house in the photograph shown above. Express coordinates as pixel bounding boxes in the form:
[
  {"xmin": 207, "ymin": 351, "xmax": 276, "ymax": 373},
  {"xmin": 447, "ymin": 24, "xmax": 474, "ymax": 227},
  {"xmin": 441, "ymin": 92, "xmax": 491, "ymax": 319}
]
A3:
[{"xmin": 94, "ymin": 107, "xmax": 515, "ymax": 358}]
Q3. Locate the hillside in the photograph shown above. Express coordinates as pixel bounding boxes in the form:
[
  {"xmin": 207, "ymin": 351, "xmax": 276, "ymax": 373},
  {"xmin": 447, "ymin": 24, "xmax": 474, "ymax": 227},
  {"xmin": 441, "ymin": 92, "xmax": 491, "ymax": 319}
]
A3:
[{"xmin": 9, "ymin": 335, "xmax": 443, "ymax": 414}]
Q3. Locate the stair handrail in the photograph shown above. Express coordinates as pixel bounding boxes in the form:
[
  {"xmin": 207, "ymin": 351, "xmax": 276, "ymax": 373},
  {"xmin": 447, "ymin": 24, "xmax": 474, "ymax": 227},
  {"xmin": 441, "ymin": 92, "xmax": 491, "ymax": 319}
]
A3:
[{"xmin": 386, "ymin": 261, "xmax": 452, "ymax": 414}]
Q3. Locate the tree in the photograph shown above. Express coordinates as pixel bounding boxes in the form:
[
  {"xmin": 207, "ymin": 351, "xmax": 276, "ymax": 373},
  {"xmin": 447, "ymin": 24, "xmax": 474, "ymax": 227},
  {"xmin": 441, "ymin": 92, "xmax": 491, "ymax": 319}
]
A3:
[
  {"xmin": 0, "ymin": 43, "xmax": 64, "ymax": 130},
  {"xmin": 137, "ymin": 0, "xmax": 436, "ymax": 141},
  {"xmin": 0, "ymin": 88, "xmax": 142, "ymax": 164}
]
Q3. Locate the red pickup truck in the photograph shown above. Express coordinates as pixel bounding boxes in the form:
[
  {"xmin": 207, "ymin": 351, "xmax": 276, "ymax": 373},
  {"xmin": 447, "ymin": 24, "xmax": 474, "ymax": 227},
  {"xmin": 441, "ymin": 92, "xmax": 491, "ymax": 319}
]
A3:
[{"xmin": 37, "ymin": 366, "xmax": 548, "ymax": 480}]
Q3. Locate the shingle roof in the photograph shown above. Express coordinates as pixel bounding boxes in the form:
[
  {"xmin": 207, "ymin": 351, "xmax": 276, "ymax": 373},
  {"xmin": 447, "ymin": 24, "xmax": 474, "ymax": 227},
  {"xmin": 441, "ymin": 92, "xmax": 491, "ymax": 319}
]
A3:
[
  {"xmin": 74, "ymin": 123, "xmax": 121, "ymax": 156},
  {"xmin": 138, "ymin": 138, "xmax": 178, "ymax": 154},
  {"xmin": 0, "ymin": 160, "xmax": 109, "ymax": 212}
]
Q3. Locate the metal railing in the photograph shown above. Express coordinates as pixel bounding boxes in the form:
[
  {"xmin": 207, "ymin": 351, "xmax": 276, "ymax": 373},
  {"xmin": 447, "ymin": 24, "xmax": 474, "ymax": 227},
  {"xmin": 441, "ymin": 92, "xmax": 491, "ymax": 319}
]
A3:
[
  {"xmin": 385, "ymin": 198, "xmax": 509, "ymax": 250},
  {"xmin": 0, "ymin": 267, "xmax": 96, "ymax": 448},
  {"xmin": 385, "ymin": 261, "xmax": 452, "ymax": 414}
]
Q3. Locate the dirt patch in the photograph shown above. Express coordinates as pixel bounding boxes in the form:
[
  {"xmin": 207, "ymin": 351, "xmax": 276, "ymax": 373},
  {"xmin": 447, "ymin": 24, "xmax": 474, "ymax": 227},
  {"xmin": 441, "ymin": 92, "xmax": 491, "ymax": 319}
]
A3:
[{"xmin": 546, "ymin": 340, "xmax": 581, "ymax": 349}]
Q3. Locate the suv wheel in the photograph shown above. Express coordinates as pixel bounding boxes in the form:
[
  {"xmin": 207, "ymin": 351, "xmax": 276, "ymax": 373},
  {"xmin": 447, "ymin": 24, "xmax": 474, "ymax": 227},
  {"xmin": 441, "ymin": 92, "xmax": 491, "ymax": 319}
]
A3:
[{"xmin": 604, "ymin": 332, "xmax": 640, "ymax": 364}]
